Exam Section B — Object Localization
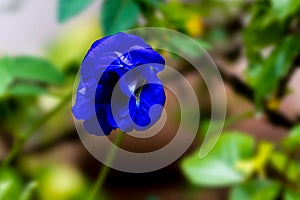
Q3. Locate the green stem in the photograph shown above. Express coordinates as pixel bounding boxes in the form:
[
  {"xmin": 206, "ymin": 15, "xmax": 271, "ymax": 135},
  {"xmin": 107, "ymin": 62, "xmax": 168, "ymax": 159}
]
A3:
[
  {"xmin": 224, "ymin": 110, "xmax": 254, "ymax": 128},
  {"xmin": 2, "ymin": 92, "xmax": 72, "ymax": 166},
  {"xmin": 2, "ymin": 137, "xmax": 23, "ymax": 167},
  {"xmin": 24, "ymin": 92, "xmax": 73, "ymax": 137},
  {"xmin": 88, "ymin": 132, "xmax": 125, "ymax": 200}
]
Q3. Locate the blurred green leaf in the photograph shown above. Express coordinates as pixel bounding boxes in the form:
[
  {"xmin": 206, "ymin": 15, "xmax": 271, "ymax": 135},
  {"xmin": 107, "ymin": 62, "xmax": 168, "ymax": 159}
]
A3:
[
  {"xmin": 0, "ymin": 56, "xmax": 64, "ymax": 97},
  {"xmin": 253, "ymin": 34, "xmax": 300, "ymax": 105},
  {"xmin": 159, "ymin": 1, "xmax": 191, "ymax": 26},
  {"xmin": 283, "ymin": 124, "xmax": 300, "ymax": 152},
  {"xmin": 243, "ymin": 2, "xmax": 288, "ymax": 78},
  {"xmin": 20, "ymin": 181, "xmax": 38, "ymax": 200},
  {"xmin": 0, "ymin": 57, "xmax": 13, "ymax": 96},
  {"xmin": 38, "ymin": 165, "xmax": 87, "ymax": 200},
  {"xmin": 9, "ymin": 56, "xmax": 65, "ymax": 85},
  {"xmin": 270, "ymin": 151, "xmax": 300, "ymax": 183},
  {"xmin": 229, "ymin": 179, "xmax": 281, "ymax": 200},
  {"xmin": 284, "ymin": 188, "xmax": 300, "ymax": 200},
  {"xmin": 270, "ymin": 152, "xmax": 288, "ymax": 174},
  {"xmin": 271, "ymin": 0, "xmax": 300, "ymax": 20},
  {"xmin": 245, "ymin": 62, "xmax": 263, "ymax": 89},
  {"xmin": 207, "ymin": 28, "xmax": 228, "ymax": 46},
  {"xmin": 57, "ymin": 0, "xmax": 94, "ymax": 22},
  {"xmin": 244, "ymin": 2, "xmax": 300, "ymax": 110},
  {"xmin": 286, "ymin": 161, "xmax": 300, "ymax": 183},
  {"xmin": 143, "ymin": 0, "xmax": 161, "ymax": 8},
  {"xmin": 101, "ymin": 0, "xmax": 140, "ymax": 35},
  {"xmin": 181, "ymin": 132, "xmax": 255, "ymax": 186},
  {"xmin": 169, "ymin": 35, "xmax": 210, "ymax": 57},
  {"xmin": 0, "ymin": 167, "xmax": 23, "ymax": 200},
  {"xmin": 8, "ymin": 84, "xmax": 46, "ymax": 96},
  {"xmin": 182, "ymin": 158, "xmax": 245, "ymax": 186},
  {"xmin": 243, "ymin": 5, "xmax": 285, "ymax": 51}
]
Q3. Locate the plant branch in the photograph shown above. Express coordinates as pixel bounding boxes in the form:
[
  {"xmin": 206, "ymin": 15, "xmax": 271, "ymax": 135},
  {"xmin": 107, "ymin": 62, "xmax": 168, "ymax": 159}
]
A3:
[
  {"xmin": 88, "ymin": 131, "xmax": 125, "ymax": 200},
  {"xmin": 216, "ymin": 64, "xmax": 297, "ymax": 128},
  {"xmin": 2, "ymin": 92, "xmax": 72, "ymax": 166},
  {"xmin": 276, "ymin": 55, "xmax": 300, "ymax": 99}
]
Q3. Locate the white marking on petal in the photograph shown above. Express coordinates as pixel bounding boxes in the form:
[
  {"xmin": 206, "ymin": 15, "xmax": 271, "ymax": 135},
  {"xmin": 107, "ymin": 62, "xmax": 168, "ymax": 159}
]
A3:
[
  {"xmin": 115, "ymin": 51, "xmax": 132, "ymax": 66},
  {"xmin": 79, "ymin": 87, "xmax": 86, "ymax": 95},
  {"xmin": 128, "ymin": 78, "xmax": 138, "ymax": 94}
]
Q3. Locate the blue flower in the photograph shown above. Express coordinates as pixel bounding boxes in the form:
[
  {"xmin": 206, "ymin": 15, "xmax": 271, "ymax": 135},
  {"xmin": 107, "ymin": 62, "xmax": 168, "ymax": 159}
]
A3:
[{"xmin": 72, "ymin": 32, "xmax": 166, "ymax": 136}]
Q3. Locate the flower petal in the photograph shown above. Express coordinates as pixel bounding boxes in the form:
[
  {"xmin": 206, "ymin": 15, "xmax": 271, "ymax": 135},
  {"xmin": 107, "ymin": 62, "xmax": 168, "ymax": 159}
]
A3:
[
  {"xmin": 130, "ymin": 83, "xmax": 166, "ymax": 128},
  {"xmin": 72, "ymin": 94, "xmax": 94, "ymax": 120},
  {"xmin": 83, "ymin": 116, "xmax": 108, "ymax": 136},
  {"xmin": 73, "ymin": 32, "xmax": 166, "ymax": 135},
  {"xmin": 129, "ymin": 47, "xmax": 165, "ymax": 72},
  {"xmin": 72, "ymin": 80, "xmax": 96, "ymax": 120}
]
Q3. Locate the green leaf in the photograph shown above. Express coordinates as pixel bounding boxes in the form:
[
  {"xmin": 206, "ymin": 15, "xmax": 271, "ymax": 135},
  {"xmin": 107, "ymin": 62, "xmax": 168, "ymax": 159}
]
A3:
[
  {"xmin": 168, "ymin": 35, "xmax": 211, "ymax": 57},
  {"xmin": 20, "ymin": 181, "xmax": 38, "ymax": 200},
  {"xmin": 243, "ymin": 3, "xmax": 286, "ymax": 51},
  {"xmin": 8, "ymin": 84, "xmax": 46, "ymax": 96},
  {"xmin": 57, "ymin": 0, "xmax": 94, "ymax": 22},
  {"xmin": 270, "ymin": 152, "xmax": 288, "ymax": 174},
  {"xmin": 245, "ymin": 62, "xmax": 263, "ymax": 89},
  {"xmin": 283, "ymin": 125, "xmax": 300, "ymax": 152},
  {"xmin": 284, "ymin": 188, "xmax": 300, "ymax": 200},
  {"xmin": 271, "ymin": 0, "xmax": 300, "ymax": 20},
  {"xmin": 254, "ymin": 34, "xmax": 300, "ymax": 104},
  {"xmin": 182, "ymin": 158, "xmax": 245, "ymax": 186},
  {"xmin": 159, "ymin": 1, "xmax": 192, "ymax": 26},
  {"xmin": 270, "ymin": 152, "xmax": 300, "ymax": 183},
  {"xmin": 230, "ymin": 179, "xmax": 281, "ymax": 200},
  {"xmin": 144, "ymin": 0, "xmax": 161, "ymax": 8},
  {"xmin": 181, "ymin": 132, "xmax": 255, "ymax": 186},
  {"xmin": 101, "ymin": 0, "xmax": 140, "ymax": 35},
  {"xmin": 0, "ymin": 56, "xmax": 63, "ymax": 97},
  {"xmin": 0, "ymin": 57, "xmax": 14, "ymax": 96},
  {"xmin": 286, "ymin": 161, "xmax": 300, "ymax": 182},
  {"xmin": 37, "ymin": 165, "xmax": 87, "ymax": 200},
  {"xmin": 9, "ymin": 56, "xmax": 65, "ymax": 85},
  {"xmin": 0, "ymin": 167, "xmax": 23, "ymax": 200}
]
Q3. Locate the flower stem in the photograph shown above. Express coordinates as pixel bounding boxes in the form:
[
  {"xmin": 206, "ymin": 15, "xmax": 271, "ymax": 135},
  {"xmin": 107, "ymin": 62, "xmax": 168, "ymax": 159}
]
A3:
[
  {"xmin": 88, "ymin": 131, "xmax": 125, "ymax": 200},
  {"xmin": 2, "ymin": 137, "xmax": 23, "ymax": 167},
  {"xmin": 2, "ymin": 92, "xmax": 72, "ymax": 166}
]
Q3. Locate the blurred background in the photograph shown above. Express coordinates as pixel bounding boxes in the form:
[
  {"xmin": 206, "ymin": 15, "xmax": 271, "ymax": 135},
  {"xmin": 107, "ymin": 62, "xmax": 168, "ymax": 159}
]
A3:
[{"xmin": 1, "ymin": 0, "xmax": 300, "ymax": 199}]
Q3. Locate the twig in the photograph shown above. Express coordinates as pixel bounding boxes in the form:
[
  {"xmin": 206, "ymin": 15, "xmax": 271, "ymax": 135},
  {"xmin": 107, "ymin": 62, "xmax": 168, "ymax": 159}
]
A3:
[
  {"xmin": 216, "ymin": 64, "xmax": 297, "ymax": 128},
  {"xmin": 88, "ymin": 131, "xmax": 125, "ymax": 200},
  {"xmin": 2, "ymin": 92, "xmax": 72, "ymax": 166}
]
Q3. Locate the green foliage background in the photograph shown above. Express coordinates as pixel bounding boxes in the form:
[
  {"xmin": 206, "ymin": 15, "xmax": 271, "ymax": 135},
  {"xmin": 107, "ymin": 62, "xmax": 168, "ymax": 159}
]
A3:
[{"xmin": 1, "ymin": 0, "xmax": 300, "ymax": 199}]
